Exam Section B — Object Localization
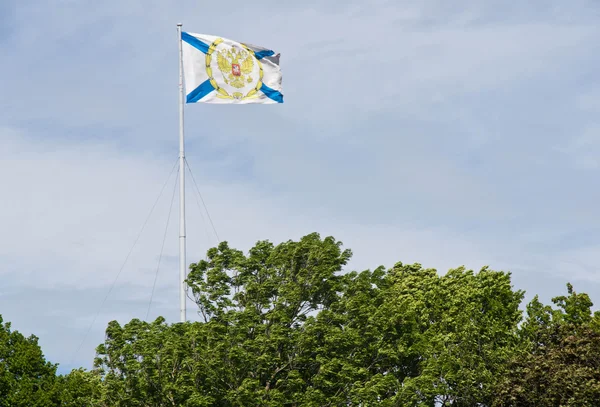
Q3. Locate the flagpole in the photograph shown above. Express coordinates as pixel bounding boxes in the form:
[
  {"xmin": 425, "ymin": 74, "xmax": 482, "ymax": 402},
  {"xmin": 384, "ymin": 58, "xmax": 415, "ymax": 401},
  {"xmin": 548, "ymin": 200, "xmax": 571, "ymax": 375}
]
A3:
[{"xmin": 177, "ymin": 23, "xmax": 187, "ymax": 323}]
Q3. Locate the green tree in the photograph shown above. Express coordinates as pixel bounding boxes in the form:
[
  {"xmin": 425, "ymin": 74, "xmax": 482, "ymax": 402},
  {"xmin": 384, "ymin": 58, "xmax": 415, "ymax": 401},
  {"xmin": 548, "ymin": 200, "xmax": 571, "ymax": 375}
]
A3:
[
  {"xmin": 359, "ymin": 263, "xmax": 524, "ymax": 406},
  {"xmin": 493, "ymin": 284, "xmax": 600, "ymax": 406},
  {"xmin": 300, "ymin": 265, "xmax": 401, "ymax": 405},
  {"xmin": 185, "ymin": 233, "xmax": 352, "ymax": 405},
  {"xmin": 96, "ymin": 233, "xmax": 597, "ymax": 406},
  {"xmin": 53, "ymin": 368, "xmax": 104, "ymax": 407},
  {"xmin": 8, "ymin": 233, "xmax": 600, "ymax": 406},
  {"xmin": 306, "ymin": 262, "xmax": 524, "ymax": 406},
  {"xmin": 94, "ymin": 317, "xmax": 216, "ymax": 406},
  {"xmin": 95, "ymin": 233, "xmax": 352, "ymax": 406},
  {"xmin": 0, "ymin": 315, "xmax": 58, "ymax": 407}
]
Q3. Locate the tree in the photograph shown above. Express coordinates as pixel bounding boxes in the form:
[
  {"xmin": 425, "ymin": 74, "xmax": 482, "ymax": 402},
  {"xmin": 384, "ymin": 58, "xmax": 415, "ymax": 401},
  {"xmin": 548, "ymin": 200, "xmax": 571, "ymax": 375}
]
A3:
[
  {"xmin": 185, "ymin": 232, "xmax": 352, "ymax": 405},
  {"xmin": 384, "ymin": 263, "xmax": 524, "ymax": 406},
  {"xmin": 95, "ymin": 233, "xmax": 526, "ymax": 406},
  {"xmin": 53, "ymin": 368, "xmax": 104, "ymax": 407},
  {"xmin": 95, "ymin": 233, "xmax": 353, "ymax": 406},
  {"xmin": 0, "ymin": 315, "xmax": 58, "ymax": 407},
  {"xmin": 6, "ymin": 232, "xmax": 600, "ymax": 406},
  {"xmin": 493, "ymin": 284, "xmax": 600, "ymax": 406}
]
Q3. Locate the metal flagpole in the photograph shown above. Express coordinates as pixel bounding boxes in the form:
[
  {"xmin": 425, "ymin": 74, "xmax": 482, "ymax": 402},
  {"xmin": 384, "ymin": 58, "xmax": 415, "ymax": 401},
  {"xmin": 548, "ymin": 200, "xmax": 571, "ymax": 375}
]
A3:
[{"xmin": 177, "ymin": 23, "xmax": 187, "ymax": 323}]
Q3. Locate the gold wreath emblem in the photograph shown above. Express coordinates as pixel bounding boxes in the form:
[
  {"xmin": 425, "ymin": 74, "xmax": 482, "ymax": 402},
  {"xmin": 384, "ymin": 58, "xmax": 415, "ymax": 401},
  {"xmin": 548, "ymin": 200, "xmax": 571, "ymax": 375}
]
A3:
[
  {"xmin": 217, "ymin": 48, "xmax": 254, "ymax": 89},
  {"xmin": 205, "ymin": 38, "xmax": 264, "ymax": 100}
]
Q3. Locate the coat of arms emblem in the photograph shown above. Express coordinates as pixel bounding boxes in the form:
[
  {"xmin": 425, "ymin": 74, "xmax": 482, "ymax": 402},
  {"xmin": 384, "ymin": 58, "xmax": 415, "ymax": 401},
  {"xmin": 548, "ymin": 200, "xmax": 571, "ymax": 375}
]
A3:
[{"xmin": 217, "ymin": 47, "xmax": 254, "ymax": 89}]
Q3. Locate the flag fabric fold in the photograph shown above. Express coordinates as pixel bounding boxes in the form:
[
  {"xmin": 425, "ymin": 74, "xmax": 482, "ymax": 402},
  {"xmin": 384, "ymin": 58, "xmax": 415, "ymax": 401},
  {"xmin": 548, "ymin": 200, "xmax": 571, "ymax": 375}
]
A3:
[{"xmin": 181, "ymin": 32, "xmax": 283, "ymax": 104}]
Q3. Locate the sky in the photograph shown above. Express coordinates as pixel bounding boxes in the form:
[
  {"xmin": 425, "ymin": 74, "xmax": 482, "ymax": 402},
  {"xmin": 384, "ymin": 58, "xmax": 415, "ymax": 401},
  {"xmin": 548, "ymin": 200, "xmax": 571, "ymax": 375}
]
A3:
[{"xmin": 1, "ymin": 0, "xmax": 600, "ymax": 373}]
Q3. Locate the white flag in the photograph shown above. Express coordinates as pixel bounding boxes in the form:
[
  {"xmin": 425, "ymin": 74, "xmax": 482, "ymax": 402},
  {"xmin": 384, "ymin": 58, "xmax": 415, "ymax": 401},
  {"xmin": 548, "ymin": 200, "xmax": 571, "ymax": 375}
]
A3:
[{"xmin": 181, "ymin": 32, "xmax": 283, "ymax": 104}]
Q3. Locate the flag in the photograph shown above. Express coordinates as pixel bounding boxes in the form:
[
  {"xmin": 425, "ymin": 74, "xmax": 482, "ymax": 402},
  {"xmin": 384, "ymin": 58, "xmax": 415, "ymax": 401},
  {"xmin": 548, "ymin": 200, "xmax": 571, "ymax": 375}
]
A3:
[{"xmin": 181, "ymin": 32, "xmax": 283, "ymax": 104}]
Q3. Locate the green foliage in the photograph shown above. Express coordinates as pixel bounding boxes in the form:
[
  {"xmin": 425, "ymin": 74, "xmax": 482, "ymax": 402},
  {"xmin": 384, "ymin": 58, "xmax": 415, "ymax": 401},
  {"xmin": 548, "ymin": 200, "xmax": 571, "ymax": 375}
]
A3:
[
  {"xmin": 94, "ymin": 317, "xmax": 215, "ymax": 406},
  {"xmin": 53, "ymin": 369, "xmax": 104, "ymax": 407},
  {"xmin": 0, "ymin": 315, "xmax": 58, "ymax": 407},
  {"xmin": 493, "ymin": 284, "xmax": 600, "ymax": 406},
  {"xmin": 95, "ymin": 233, "xmax": 353, "ymax": 406},
  {"xmin": 93, "ymin": 233, "xmax": 528, "ymax": 406},
  {"xmin": 4, "ymin": 232, "xmax": 600, "ymax": 406},
  {"xmin": 391, "ymin": 264, "xmax": 524, "ymax": 406}
]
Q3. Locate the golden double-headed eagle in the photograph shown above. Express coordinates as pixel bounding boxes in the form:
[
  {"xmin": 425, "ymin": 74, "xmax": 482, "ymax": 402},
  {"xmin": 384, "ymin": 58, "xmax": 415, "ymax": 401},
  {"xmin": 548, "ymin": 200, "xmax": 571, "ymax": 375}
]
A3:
[{"xmin": 217, "ymin": 47, "xmax": 254, "ymax": 89}]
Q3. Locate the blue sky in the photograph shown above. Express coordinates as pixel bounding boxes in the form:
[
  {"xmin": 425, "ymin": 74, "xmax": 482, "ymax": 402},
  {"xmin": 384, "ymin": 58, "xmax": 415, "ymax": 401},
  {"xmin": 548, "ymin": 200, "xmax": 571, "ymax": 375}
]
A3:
[{"xmin": 1, "ymin": 0, "xmax": 600, "ymax": 373}]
